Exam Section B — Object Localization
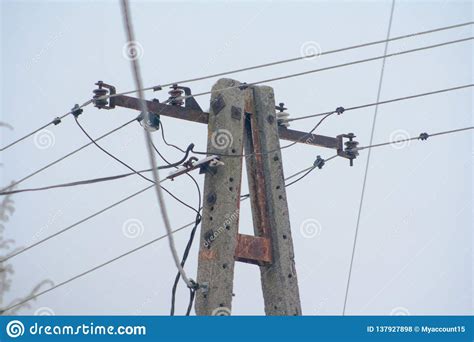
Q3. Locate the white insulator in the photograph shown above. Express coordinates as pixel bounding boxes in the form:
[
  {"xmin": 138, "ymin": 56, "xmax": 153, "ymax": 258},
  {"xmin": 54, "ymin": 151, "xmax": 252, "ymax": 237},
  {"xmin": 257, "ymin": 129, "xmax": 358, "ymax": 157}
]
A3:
[{"xmin": 277, "ymin": 111, "xmax": 290, "ymax": 127}]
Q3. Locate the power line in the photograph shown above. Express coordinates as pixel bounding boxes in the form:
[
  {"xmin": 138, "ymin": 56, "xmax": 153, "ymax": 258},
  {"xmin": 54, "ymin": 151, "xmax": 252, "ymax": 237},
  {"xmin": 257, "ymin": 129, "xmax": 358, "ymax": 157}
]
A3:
[
  {"xmin": 343, "ymin": 0, "xmax": 395, "ymax": 316},
  {"xmin": 0, "ymin": 159, "xmax": 331, "ymax": 314},
  {"xmin": 0, "ymin": 144, "xmax": 195, "ymax": 196},
  {"xmin": 0, "ymin": 183, "xmax": 154, "ymax": 264},
  {"xmin": 101, "ymin": 21, "xmax": 473, "ymax": 101},
  {"xmin": 3, "ymin": 81, "xmax": 469, "ymax": 195},
  {"xmin": 75, "ymin": 116, "xmax": 154, "ymax": 184},
  {"xmin": 7, "ymin": 124, "xmax": 470, "ymax": 266},
  {"xmin": 0, "ymin": 100, "xmax": 93, "ymax": 152},
  {"xmin": 285, "ymin": 155, "xmax": 338, "ymax": 188},
  {"xmin": 2, "ymin": 21, "xmax": 470, "ymax": 154},
  {"xmin": 287, "ymin": 83, "xmax": 474, "ymax": 122},
  {"xmin": 0, "ymin": 118, "xmax": 137, "ymax": 193},
  {"xmin": 75, "ymin": 110, "xmax": 200, "ymax": 217},
  {"xmin": 120, "ymin": 0, "xmax": 195, "ymax": 289},
  {"xmin": 0, "ymin": 219, "xmax": 194, "ymax": 315},
  {"xmin": 161, "ymin": 37, "xmax": 474, "ymax": 104},
  {"xmin": 357, "ymin": 126, "xmax": 474, "ymax": 151}
]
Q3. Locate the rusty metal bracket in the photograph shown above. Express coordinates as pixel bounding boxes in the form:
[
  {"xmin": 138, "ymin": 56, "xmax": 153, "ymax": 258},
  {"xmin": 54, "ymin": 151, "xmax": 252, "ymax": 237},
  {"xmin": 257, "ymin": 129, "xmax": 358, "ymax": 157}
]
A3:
[{"xmin": 235, "ymin": 234, "xmax": 272, "ymax": 265}]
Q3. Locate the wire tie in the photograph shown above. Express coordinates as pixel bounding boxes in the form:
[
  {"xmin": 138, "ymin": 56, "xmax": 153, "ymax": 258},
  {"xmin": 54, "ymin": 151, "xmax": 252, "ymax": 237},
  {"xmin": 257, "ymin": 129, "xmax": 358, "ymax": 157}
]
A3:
[
  {"xmin": 313, "ymin": 155, "xmax": 325, "ymax": 169},
  {"xmin": 335, "ymin": 106, "xmax": 345, "ymax": 115},
  {"xmin": 52, "ymin": 117, "xmax": 62, "ymax": 125},
  {"xmin": 419, "ymin": 132, "xmax": 429, "ymax": 141},
  {"xmin": 188, "ymin": 279, "xmax": 199, "ymax": 290},
  {"xmin": 71, "ymin": 104, "xmax": 83, "ymax": 118}
]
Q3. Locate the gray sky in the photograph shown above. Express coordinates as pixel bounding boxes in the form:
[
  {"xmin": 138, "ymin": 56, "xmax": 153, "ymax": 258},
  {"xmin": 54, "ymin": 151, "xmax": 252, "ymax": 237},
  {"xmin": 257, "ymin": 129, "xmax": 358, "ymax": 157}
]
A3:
[{"xmin": 1, "ymin": 0, "xmax": 472, "ymax": 315}]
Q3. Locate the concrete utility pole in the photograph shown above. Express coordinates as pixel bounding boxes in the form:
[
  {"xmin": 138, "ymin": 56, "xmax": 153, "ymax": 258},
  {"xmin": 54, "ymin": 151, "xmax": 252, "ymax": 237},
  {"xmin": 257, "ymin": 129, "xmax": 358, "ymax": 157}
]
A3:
[
  {"xmin": 195, "ymin": 79, "xmax": 301, "ymax": 315},
  {"xmin": 104, "ymin": 76, "xmax": 356, "ymax": 315}
]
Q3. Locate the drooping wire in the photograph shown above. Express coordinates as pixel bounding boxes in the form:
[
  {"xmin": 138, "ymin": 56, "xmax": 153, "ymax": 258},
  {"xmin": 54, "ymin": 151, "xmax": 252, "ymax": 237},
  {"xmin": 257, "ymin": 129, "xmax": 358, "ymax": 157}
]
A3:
[
  {"xmin": 154, "ymin": 123, "xmax": 203, "ymax": 316},
  {"xmin": 74, "ymin": 116, "xmax": 154, "ymax": 183},
  {"xmin": 120, "ymin": 0, "xmax": 194, "ymax": 289},
  {"xmin": 99, "ymin": 21, "xmax": 473, "ymax": 101},
  {"xmin": 159, "ymin": 121, "xmax": 186, "ymax": 153},
  {"xmin": 342, "ymin": 0, "xmax": 396, "ymax": 316},
  {"xmin": 74, "ymin": 115, "xmax": 199, "ymax": 215},
  {"xmin": 0, "ymin": 100, "xmax": 93, "ymax": 152}
]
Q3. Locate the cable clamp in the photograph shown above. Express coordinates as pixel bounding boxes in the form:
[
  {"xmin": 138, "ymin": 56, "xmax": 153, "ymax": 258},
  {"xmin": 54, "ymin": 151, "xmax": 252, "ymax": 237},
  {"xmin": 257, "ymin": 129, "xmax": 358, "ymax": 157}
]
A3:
[
  {"xmin": 52, "ymin": 117, "xmax": 62, "ymax": 125},
  {"xmin": 71, "ymin": 104, "xmax": 83, "ymax": 118},
  {"xmin": 313, "ymin": 155, "xmax": 325, "ymax": 169},
  {"xmin": 238, "ymin": 82, "xmax": 249, "ymax": 90},
  {"xmin": 335, "ymin": 106, "xmax": 345, "ymax": 115},
  {"xmin": 188, "ymin": 279, "xmax": 200, "ymax": 291},
  {"xmin": 418, "ymin": 132, "xmax": 429, "ymax": 141}
]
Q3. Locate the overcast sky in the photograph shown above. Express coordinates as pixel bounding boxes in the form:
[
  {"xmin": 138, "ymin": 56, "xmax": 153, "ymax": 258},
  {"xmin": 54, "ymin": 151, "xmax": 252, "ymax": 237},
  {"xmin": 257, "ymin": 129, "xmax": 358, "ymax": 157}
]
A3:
[{"xmin": 1, "ymin": 0, "xmax": 472, "ymax": 316}]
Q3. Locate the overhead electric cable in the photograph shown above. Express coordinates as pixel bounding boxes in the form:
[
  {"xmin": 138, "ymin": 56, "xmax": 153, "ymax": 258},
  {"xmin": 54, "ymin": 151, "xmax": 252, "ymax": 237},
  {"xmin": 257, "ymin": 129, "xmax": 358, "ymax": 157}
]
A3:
[{"xmin": 342, "ymin": 0, "xmax": 395, "ymax": 316}]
